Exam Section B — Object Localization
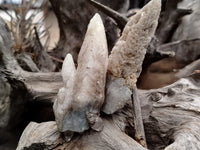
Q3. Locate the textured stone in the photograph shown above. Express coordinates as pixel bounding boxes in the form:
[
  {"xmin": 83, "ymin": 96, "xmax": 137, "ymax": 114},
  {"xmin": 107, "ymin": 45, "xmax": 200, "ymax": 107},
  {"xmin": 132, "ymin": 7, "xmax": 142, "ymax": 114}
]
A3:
[
  {"xmin": 102, "ymin": 77, "xmax": 132, "ymax": 114},
  {"xmin": 108, "ymin": 0, "xmax": 161, "ymax": 89},
  {"xmin": 103, "ymin": 0, "xmax": 161, "ymax": 114}
]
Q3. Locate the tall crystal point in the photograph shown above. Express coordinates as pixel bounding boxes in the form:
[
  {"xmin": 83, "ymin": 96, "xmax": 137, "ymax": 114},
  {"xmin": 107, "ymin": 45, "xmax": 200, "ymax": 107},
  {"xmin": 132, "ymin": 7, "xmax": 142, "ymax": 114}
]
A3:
[
  {"xmin": 108, "ymin": 0, "xmax": 161, "ymax": 89},
  {"xmin": 53, "ymin": 13, "xmax": 108, "ymax": 133}
]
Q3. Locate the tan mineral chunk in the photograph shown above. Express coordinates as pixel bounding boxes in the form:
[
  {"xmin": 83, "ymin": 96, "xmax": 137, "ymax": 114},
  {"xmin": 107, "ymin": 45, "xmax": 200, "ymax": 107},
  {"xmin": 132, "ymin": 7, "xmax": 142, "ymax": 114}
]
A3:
[{"xmin": 108, "ymin": 0, "xmax": 161, "ymax": 89}]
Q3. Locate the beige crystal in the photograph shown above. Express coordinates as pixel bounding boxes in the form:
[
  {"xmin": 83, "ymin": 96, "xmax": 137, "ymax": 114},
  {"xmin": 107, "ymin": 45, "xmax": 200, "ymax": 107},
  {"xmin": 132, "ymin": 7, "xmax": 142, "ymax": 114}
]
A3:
[
  {"xmin": 108, "ymin": 0, "xmax": 161, "ymax": 89},
  {"xmin": 53, "ymin": 13, "xmax": 108, "ymax": 133}
]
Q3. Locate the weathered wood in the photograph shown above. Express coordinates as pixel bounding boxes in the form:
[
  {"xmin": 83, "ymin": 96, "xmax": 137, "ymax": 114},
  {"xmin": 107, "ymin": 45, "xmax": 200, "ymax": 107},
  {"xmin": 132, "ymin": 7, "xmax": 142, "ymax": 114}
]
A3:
[
  {"xmin": 0, "ymin": 17, "xmax": 27, "ymax": 129},
  {"xmin": 87, "ymin": 0, "xmax": 128, "ymax": 31},
  {"xmin": 132, "ymin": 86, "xmax": 147, "ymax": 148},
  {"xmin": 33, "ymin": 26, "xmax": 56, "ymax": 72},
  {"xmin": 139, "ymin": 37, "xmax": 200, "ymax": 89},
  {"xmin": 0, "ymin": 17, "xmax": 22, "ymax": 71},
  {"xmin": 0, "ymin": 18, "xmax": 60, "ymax": 150},
  {"xmin": 0, "ymin": 75, "xmax": 11, "ymax": 128},
  {"xmin": 157, "ymin": 38, "xmax": 200, "ymax": 63},
  {"xmin": 172, "ymin": 0, "xmax": 200, "ymax": 41},
  {"xmin": 156, "ymin": 0, "xmax": 192, "ymax": 44},
  {"xmin": 139, "ymin": 0, "xmax": 200, "ymax": 89},
  {"xmin": 17, "ymin": 121, "xmax": 64, "ymax": 150},
  {"xmin": 0, "ymin": 69, "xmax": 60, "ymax": 150},
  {"xmin": 17, "ymin": 119, "xmax": 147, "ymax": 150},
  {"xmin": 0, "ymin": 17, "xmax": 28, "ymax": 150},
  {"xmin": 176, "ymin": 59, "xmax": 200, "ymax": 79},
  {"xmin": 49, "ymin": 0, "xmax": 129, "ymax": 63},
  {"xmin": 12, "ymin": 71, "xmax": 62, "ymax": 102},
  {"xmin": 15, "ymin": 74, "xmax": 200, "ymax": 150},
  {"xmin": 16, "ymin": 52, "xmax": 40, "ymax": 72},
  {"xmin": 140, "ymin": 74, "xmax": 200, "ymax": 150}
]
